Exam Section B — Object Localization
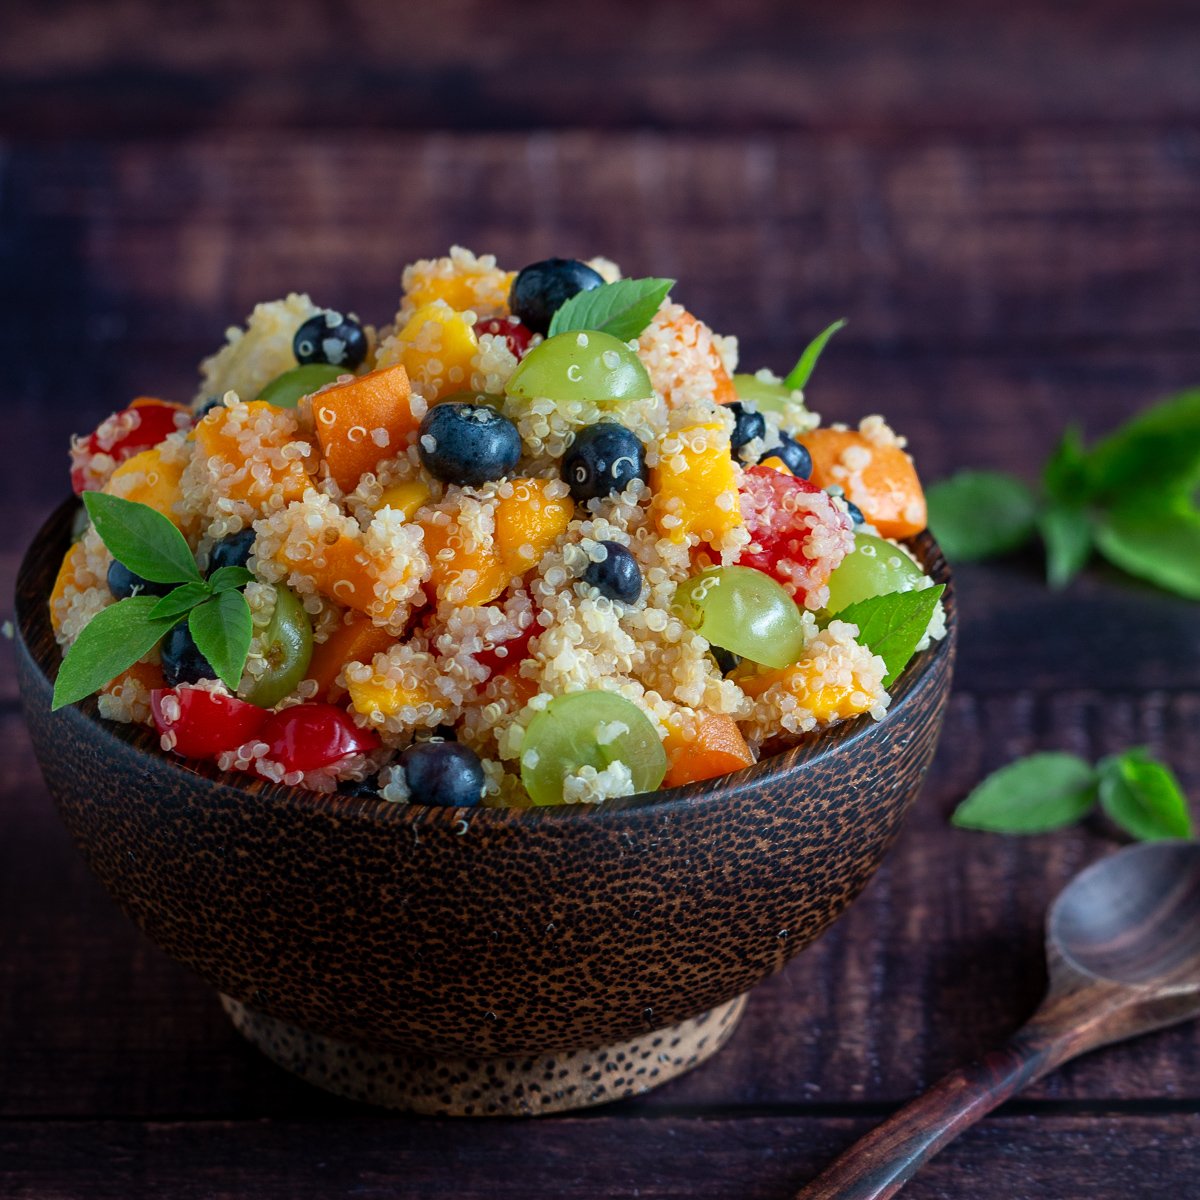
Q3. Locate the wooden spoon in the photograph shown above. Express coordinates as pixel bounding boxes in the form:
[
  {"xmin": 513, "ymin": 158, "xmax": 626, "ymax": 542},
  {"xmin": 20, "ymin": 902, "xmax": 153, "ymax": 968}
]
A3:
[{"xmin": 797, "ymin": 840, "xmax": 1200, "ymax": 1200}]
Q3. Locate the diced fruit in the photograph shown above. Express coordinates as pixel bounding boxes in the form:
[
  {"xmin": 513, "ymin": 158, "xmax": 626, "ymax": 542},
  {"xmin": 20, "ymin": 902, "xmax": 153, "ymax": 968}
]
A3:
[
  {"xmin": 674, "ymin": 565, "xmax": 809, "ymax": 669},
  {"xmin": 400, "ymin": 742, "xmax": 485, "ymax": 807},
  {"xmin": 161, "ymin": 621, "xmax": 216, "ymax": 687},
  {"xmin": 394, "ymin": 301, "xmax": 480, "ymax": 402},
  {"xmin": 652, "ymin": 311, "xmax": 738, "ymax": 406},
  {"xmin": 494, "ymin": 479, "xmax": 574, "ymax": 575},
  {"xmin": 208, "ymin": 529, "xmax": 256, "ymax": 572},
  {"xmin": 240, "ymin": 586, "xmax": 313, "ymax": 709},
  {"xmin": 417, "ymin": 401, "xmax": 522, "ymax": 486},
  {"xmin": 292, "ymin": 311, "xmax": 368, "ymax": 370},
  {"xmin": 373, "ymin": 479, "xmax": 432, "ymax": 520},
  {"xmin": 107, "ymin": 559, "xmax": 172, "ymax": 600},
  {"xmin": 312, "ymin": 364, "xmax": 420, "ymax": 493},
  {"xmin": 662, "ymin": 714, "xmax": 754, "ymax": 788},
  {"xmin": 70, "ymin": 399, "xmax": 190, "ymax": 494},
  {"xmin": 308, "ymin": 534, "xmax": 391, "ymax": 615},
  {"xmin": 346, "ymin": 671, "xmax": 438, "ymax": 719},
  {"xmin": 520, "ymin": 690, "xmax": 667, "ymax": 806},
  {"xmin": 306, "ymin": 615, "xmax": 396, "ymax": 700},
  {"xmin": 194, "ymin": 400, "xmax": 313, "ymax": 507},
  {"xmin": 476, "ymin": 315, "xmax": 535, "ymax": 360},
  {"xmin": 761, "ymin": 436, "xmax": 812, "ymax": 479},
  {"xmin": 823, "ymin": 533, "xmax": 927, "ymax": 614},
  {"xmin": 509, "ymin": 258, "xmax": 604, "ymax": 335},
  {"xmin": 418, "ymin": 512, "xmax": 509, "ymax": 606},
  {"xmin": 257, "ymin": 363, "xmax": 345, "ymax": 408},
  {"xmin": 650, "ymin": 422, "xmax": 743, "ymax": 548},
  {"xmin": 582, "ymin": 540, "xmax": 642, "ymax": 604},
  {"xmin": 49, "ymin": 542, "xmax": 87, "ymax": 633},
  {"xmin": 505, "ymin": 330, "xmax": 653, "ymax": 403},
  {"xmin": 561, "ymin": 422, "xmax": 648, "ymax": 502},
  {"xmin": 103, "ymin": 447, "xmax": 188, "ymax": 528},
  {"xmin": 151, "ymin": 686, "xmax": 268, "ymax": 760},
  {"xmin": 103, "ymin": 659, "xmax": 165, "ymax": 701},
  {"xmin": 737, "ymin": 652, "xmax": 878, "ymax": 723},
  {"xmin": 728, "ymin": 402, "xmax": 766, "ymax": 459},
  {"xmin": 758, "ymin": 455, "xmax": 793, "ymax": 475},
  {"xmin": 403, "ymin": 261, "xmax": 516, "ymax": 315},
  {"xmin": 257, "ymin": 703, "xmax": 380, "ymax": 774},
  {"xmin": 474, "ymin": 619, "xmax": 537, "ymax": 679},
  {"xmin": 798, "ymin": 428, "xmax": 927, "ymax": 539}
]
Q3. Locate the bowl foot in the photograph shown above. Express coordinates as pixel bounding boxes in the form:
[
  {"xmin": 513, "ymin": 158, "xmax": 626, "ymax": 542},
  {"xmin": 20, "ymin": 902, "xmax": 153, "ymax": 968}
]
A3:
[{"xmin": 220, "ymin": 991, "xmax": 748, "ymax": 1116}]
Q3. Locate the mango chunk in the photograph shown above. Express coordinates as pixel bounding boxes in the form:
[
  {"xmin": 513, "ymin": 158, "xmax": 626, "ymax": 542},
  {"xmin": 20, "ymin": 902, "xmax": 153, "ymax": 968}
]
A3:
[
  {"xmin": 494, "ymin": 480, "xmax": 574, "ymax": 576},
  {"xmin": 394, "ymin": 302, "xmax": 479, "ymax": 402},
  {"xmin": 104, "ymin": 447, "xmax": 188, "ymax": 528},
  {"xmin": 651, "ymin": 422, "xmax": 743, "ymax": 548}
]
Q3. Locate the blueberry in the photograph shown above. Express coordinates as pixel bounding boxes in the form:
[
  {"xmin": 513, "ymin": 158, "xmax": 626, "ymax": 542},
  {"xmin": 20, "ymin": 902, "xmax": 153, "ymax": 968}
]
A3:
[
  {"xmin": 338, "ymin": 775, "xmax": 381, "ymax": 798},
  {"xmin": 418, "ymin": 402, "xmax": 522, "ymax": 486},
  {"xmin": 196, "ymin": 396, "xmax": 224, "ymax": 419},
  {"xmin": 107, "ymin": 560, "xmax": 173, "ymax": 601},
  {"xmin": 728, "ymin": 402, "xmax": 766, "ymax": 458},
  {"xmin": 761, "ymin": 435, "xmax": 812, "ymax": 479},
  {"xmin": 582, "ymin": 540, "xmax": 642, "ymax": 604},
  {"xmin": 400, "ymin": 742, "xmax": 485, "ymax": 807},
  {"xmin": 845, "ymin": 499, "xmax": 865, "ymax": 526},
  {"xmin": 292, "ymin": 310, "xmax": 368, "ymax": 370},
  {"xmin": 208, "ymin": 528, "xmax": 257, "ymax": 573},
  {"xmin": 561, "ymin": 423, "xmax": 647, "ymax": 503},
  {"xmin": 509, "ymin": 258, "xmax": 604, "ymax": 335},
  {"xmin": 160, "ymin": 622, "xmax": 217, "ymax": 687},
  {"xmin": 710, "ymin": 645, "xmax": 741, "ymax": 676}
]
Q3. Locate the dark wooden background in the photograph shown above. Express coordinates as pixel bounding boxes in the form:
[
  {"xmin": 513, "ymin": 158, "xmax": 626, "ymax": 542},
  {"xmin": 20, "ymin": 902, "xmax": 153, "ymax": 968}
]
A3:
[{"xmin": 3, "ymin": 2, "xmax": 1200, "ymax": 1196}]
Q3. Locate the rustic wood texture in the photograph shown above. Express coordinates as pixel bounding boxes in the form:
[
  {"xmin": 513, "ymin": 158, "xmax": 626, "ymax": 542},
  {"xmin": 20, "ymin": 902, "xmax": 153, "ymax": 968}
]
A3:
[{"xmin": 3, "ymin": 1, "xmax": 1200, "ymax": 1194}]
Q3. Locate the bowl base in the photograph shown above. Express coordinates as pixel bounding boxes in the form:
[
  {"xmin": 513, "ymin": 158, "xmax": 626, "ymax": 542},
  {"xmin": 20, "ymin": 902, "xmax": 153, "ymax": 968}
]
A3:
[{"xmin": 221, "ymin": 992, "xmax": 748, "ymax": 1116}]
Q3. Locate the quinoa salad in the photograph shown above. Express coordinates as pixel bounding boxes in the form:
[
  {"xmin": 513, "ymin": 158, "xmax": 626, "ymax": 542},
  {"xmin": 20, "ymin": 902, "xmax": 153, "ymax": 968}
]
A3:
[{"xmin": 48, "ymin": 248, "xmax": 945, "ymax": 809}]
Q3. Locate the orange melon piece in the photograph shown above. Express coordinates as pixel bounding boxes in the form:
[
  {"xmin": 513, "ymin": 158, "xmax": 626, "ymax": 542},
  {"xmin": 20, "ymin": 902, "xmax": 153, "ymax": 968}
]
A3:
[
  {"xmin": 193, "ymin": 400, "xmax": 312, "ymax": 507},
  {"xmin": 49, "ymin": 542, "xmax": 87, "ymax": 634},
  {"xmin": 659, "ymin": 311, "xmax": 738, "ymax": 405},
  {"xmin": 662, "ymin": 714, "xmax": 754, "ymax": 788},
  {"xmin": 306, "ymin": 615, "xmax": 396, "ymax": 700},
  {"xmin": 102, "ymin": 659, "xmax": 165, "ymax": 697},
  {"xmin": 494, "ymin": 480, "xmax": 574, "ymax": 576},
  {"xmin": 651, "ymin": 422, "xmax": 743, "ymax": 548}
]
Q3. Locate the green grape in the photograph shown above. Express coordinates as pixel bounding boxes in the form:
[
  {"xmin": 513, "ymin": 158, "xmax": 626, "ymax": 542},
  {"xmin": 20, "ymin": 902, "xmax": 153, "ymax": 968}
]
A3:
[
  {"xmin": 257, "ymin": 363, "xmax": 345, "ymax": 408},
  {"xmin": 673, "ymin": 566, "xmax": 808, "ymax": 669},
  {"xmin": 732, "ymin": 373, "xmax": 801, "ymax": 413},
  {"xmin": 824, "ymin": 533, "xmax": 926, "ymax": 614},
  {"xmin": 241, "ymin": 585, "xmax": 314, "ymax": 708},
  {"xmin": 520, "ymin": 691, "xmax": 667, "ymax": 806},
  {"xmin": 505, "ymin": 331, "xmax": 653, "ymax": 403}
]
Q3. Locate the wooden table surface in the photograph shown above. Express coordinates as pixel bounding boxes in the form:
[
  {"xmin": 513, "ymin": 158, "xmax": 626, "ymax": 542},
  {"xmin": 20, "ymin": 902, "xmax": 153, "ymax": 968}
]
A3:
[{"xmin": 4, "ymin": 3, "xmax": 1200, "ymax": 1196}]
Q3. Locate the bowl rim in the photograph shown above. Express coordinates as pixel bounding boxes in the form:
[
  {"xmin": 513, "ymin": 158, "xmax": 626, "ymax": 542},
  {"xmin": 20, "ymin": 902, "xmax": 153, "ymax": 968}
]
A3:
[{"xmin": 17, "ymin": 495, "xmax": 956, "ymax": 827}]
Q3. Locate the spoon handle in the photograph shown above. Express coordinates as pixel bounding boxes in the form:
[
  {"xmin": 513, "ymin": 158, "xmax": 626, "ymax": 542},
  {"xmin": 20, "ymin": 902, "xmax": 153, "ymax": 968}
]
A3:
[{"xmin": 795, "ymin": 1034, "xmax": 1055, "ymax": 1200}]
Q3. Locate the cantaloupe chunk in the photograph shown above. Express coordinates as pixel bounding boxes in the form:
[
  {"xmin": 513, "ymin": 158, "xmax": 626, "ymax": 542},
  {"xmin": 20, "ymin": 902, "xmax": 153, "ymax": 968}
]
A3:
[
  {"xmin": 193, "ymin": 400, "xmax": 312, "ymax": 508},
  {"xmin": 662, "ymin": 713, "xmax": 754, "ymax": 788}
]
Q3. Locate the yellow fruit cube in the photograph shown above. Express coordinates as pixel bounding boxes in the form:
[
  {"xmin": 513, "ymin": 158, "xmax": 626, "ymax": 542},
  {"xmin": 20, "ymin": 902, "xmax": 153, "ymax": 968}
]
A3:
[
  {"xmin": 650, "ymin": 422, "xmax": 743, "ymax": 547},
  {"xmin": 494, "ymin": 480, "xmax": 574, "ymax": 575},
  {"xmin": 104, "ymin": 447, "xmax": 188, "ymax": 528},
  {"xmin": 394, "ymin": 301, "xmax": 479, "ymax": 402},
  {"xmin": 374, "ymin": 479, "xmax": 432, "ymax": 521}
]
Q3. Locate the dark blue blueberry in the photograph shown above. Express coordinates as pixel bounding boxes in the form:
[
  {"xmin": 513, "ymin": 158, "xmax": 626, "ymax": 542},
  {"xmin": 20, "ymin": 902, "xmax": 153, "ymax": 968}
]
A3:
[
  {"xmin": 710, "ymin": 645, "xmax": 741, "ymax": 676},
  {"xmin": 761, "ymin": 435, "xmax": 812, "ymax": 479},
  {"xmin": 418, "ymin": 402, "xmax": 522, "ymax": 486},
  {"xmin": 509, "ymin": 258, "xmax": 604, "ymax": 335},
  {"xmin": 160, "ymin": 622, "xmax": 217, "ymax": 687},
  {"xmin": 196, "ymin": 396, "xmax": 224, "ymax": 419},
  {"xmin": 728, "ymin": 402, "xmax": 766, "ymax": 458},
  {"xmin": 338, "ymin": 775, "xmax": 381, "ymax": 798},
  {"xmin": 292, "ymin": 310, "xmax": 368, "ymax": 369},
  {"xmin": 106, "ymin": 560, "xmax": 173, "ymax": 601},
  {"xmin": 845, "ymin": 499, "xmax": 865, "ymax": 526},
  {"xmin": 561, "ymin": 423, "xmax": 647, "ymax": 503},
  {"xmin": 582, "ymin": 540, "xmax": 642, "ymax": 604},
  {"xmin": 400, "ymin": 742, "xmax": 484, "ymax": 808},
  {"xmin": 208, "ymin": 528, "xmax": 257, "ymax": 573}
]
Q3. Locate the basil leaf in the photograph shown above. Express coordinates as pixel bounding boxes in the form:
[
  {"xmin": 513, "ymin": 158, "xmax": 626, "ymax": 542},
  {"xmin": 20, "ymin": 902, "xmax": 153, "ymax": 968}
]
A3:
[
  {"xmin": 208, "ymin": 566, "xmax": 255, "ymax": 593},
  {"xmin": 51, "ymin": 596, "xmax": 176, "ymax": 710},
  {"xmin": 837, "ymin": 585, "xmax": 944, "ymax": 686},
  {"xmin": 1098, "ymin": 749, "xmax": 1193, "ymax": 841},
  {"xmin": 1042, "ymin": 425, "xmax": 1091, "ymax": 503},
  {"xmin": 148, "ymin": 581, "xmax": 212, "ymax": 623},
  {"xmin": 1094, "ymin": 501, "xmax": 1200, "ymax": 600},
  {"xmin": 547, "ymin": 277, "xmax": 674, "ymax": 341},
  {"xmin": 188, "ymin": 590, "xmax": 253, "ymax": 693},
  {"xmin": 1038, "ymin": 503, "xmax": 1093, "ymax": 589},
  {"xmin": 1084, "ymin": 388, "xmax": 1200, "ymax": 502},
  {"xmin": 925, "ymin": 471, "xmax": 1038, "ymax": 561},
  {"xmin": 83, "ymin": 492, "xmax": 201, "ymax": 585},
  {"xmin": 952, "ymin": 752, "xmax": 1098, "ymax": 833},
  {"xmin": 783, "ymin": 319, "xmax": 847, "ymax": 390}
]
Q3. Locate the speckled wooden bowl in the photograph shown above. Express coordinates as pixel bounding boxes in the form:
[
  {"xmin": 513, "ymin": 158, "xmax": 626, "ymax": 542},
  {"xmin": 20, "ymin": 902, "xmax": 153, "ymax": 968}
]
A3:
[{"xmin": 16, "ymin": 497, "xmax": 955, "ymax": 1116}]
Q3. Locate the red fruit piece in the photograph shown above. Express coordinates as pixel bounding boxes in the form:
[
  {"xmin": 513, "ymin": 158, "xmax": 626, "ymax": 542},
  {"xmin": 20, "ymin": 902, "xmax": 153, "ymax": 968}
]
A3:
[
  {"xmin": 70, "ymin": 399, "xmax": 191, "ymax": 494},
  {"xmin": 475, "ymin": 618, "xmax": 537, "ymax": 679},
  {"xmin": 737, "ymin": 465, "xmax": 854, "ymax": 610},
  {"xmin": 151, "ymin": 686, "xmax": 268, "ymax": 761},
  {"xmin": 476, "ymin": 315, "xmax": 535, "ymax": 361},
  {"xmin": 257, "ymin": 703, "xmax": 379, "ymax": 774}
]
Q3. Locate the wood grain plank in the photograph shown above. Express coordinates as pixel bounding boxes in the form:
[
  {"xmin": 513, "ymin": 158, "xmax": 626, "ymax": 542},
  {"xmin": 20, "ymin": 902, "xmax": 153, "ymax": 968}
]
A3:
[{"xmin": 2, "ymin": 1113, "xmax": 1197, "ymax": 1199}]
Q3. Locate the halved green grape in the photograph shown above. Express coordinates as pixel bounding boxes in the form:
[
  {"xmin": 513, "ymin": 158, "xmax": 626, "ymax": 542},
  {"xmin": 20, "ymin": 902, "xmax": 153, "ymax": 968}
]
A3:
[
  {"xmin": 824, "ymin": 533, "xmax": 926, "ymax": 614},
  {"xmin": 505, "ymin": 330, "xmax": 653, "ymax": 403},
  {"xmin": 732, "ymin": 372, "xmax": 802, "ymax": 414},
  {"xmin": 520, "ymin": 691, "xmax": 667, "ymax": 807},
  {"xmin": 257, "ymin": 363, "xmax": 345, "ymax": 408},
  {"xmin": 673, "ymin": 565, "xmax": 808, "ymax": 669},
  {"xmin": 241, "ymin": 585, "xmax": 313, "ymax": 708}
]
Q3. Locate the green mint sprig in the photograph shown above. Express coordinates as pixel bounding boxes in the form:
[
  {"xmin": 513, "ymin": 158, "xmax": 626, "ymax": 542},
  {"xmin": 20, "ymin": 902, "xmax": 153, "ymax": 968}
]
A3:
[
  {"xmin": 836, "ymin": 584, "xmax": 945, "ymax": 686},
  {"xmin": 952, "ymin": 748, "xmax": 1193, "ymax": 840},
  {"xmin": 52, "ymin": 493, "xmax": 255, "ymax": 709},
  {"xmin": 926, "ymin": 389, "xmax": 1200, "ymax": 598},
  {"xmin": 547, "ymin": 277, "xmax": 675, "ymax": 341}
]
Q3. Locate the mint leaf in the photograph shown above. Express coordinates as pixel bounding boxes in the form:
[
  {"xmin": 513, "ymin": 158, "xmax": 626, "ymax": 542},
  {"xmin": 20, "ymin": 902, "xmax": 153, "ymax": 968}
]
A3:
[
  {"xmin": 149, "ymin": 581, "xmax": 212, "ymax": 623},
  {"xmin": 51, "ymin": 596, "xmax": 176, "ymax": 710},
  {"xmin": 783, "ymin": 319, "xmax": 846, "ymax": 390},
  {"xmin": 1038, "ymin": 503, "xmax": 1093, "ymax": 589},
  {"xmin": 188, "ymin": 590, "xmax": 253, "ymax": 692},
  {"xmin": 83, "ymin": 492, "xmax": 201, "ymax": 585},
  {"xmin": 208, "ymin": 565, "xmax": 255, "ymax": 593},
  {"xmin": 837, "ymin": 585, "xmax": 944, "ymax": 686},
  {"xmin": 952, "ymin": 752, "xmax": 1097, "ymax": 833},
  {"xmin": 1094, "ymin": 501, "xmax": 1200, "ymax": 599},
  {"xmin": 926, "ymin": 471, "xmax": 1038, "ymax": 561},
  {"xmin": 547, "ymin": 277, "xmax": 674, "ymax": 340},
  {"xmin": 1042, "ymin": 425, "xmax": 1091, "ymax": 503},
  {"xmin": 1098, "ymin": 749, "xmax": 1193, "ymax": 840},
  {"xmin": 1084, "ymin": 389, "xmax": 1200, "ymax": 502}
]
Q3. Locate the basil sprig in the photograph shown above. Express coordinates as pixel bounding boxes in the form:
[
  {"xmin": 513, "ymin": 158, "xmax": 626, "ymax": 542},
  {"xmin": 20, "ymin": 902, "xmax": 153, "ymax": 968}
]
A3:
[
  {"xmin": 52, "ymin": 494, "xmax": 255, "ymax": 709},
  {"xmin": 547, "ymin": 277, "xmax": 674, "ymax": 341},
  {"xmin": 952, "ymin": 747, "xmax": 1193, "ymax": 841},
  {"xmin": 926, "ymin": 388, "xmax": 1200, "ymax": 598}
]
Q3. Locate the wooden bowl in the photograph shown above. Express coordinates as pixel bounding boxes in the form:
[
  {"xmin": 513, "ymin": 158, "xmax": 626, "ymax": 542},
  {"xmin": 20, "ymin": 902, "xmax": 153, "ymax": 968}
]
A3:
[{"xmin": 16, "ymin": 498, "xmax": 956, "ymax": 1115}]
